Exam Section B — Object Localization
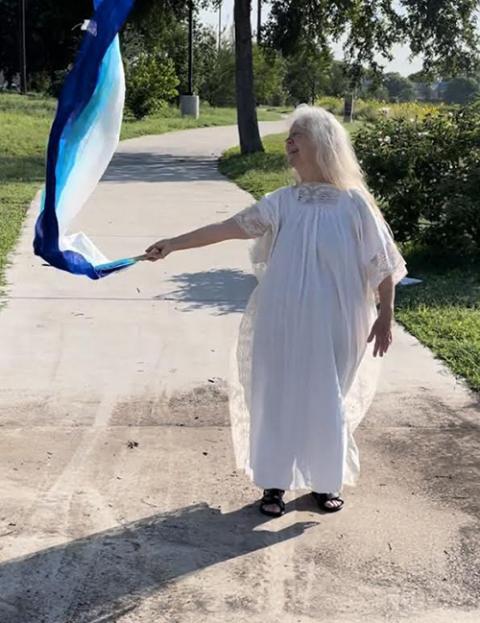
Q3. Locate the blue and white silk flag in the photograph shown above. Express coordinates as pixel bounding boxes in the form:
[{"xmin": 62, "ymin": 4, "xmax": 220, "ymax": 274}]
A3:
[{"xmin": 34, "ymin": 0, "xmax": 137, "ymax": 279}]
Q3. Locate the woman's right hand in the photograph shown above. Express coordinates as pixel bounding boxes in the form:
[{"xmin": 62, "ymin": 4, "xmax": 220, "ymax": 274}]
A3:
[
  {"xmin": 143, "ymin": 218, "xmax": 247, "ymax": 262},
  {"xmin": 144, "ymin": 239, "xmax": 175, "ymax": 261}
]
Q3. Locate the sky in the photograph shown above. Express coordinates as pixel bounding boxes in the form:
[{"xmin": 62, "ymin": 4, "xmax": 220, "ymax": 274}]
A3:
[{"xmin": 199, "ymin": 0, "xmax": 424, "ymax": 77}]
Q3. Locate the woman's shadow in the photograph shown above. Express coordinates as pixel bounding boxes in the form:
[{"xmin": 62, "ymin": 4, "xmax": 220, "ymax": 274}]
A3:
[{"xmin": 0, "ymin": 498, "xmax": 316, "ymax": 622}]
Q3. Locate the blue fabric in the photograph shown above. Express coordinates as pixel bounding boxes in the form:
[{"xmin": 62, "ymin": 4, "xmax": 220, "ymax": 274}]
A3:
[
  {"xmin": 34, "ymin": 0, "xmax": 135, "ymax": 280},
  {"xmin": 54, "ymin": 39, "xmax": 119, "ymax": 216}
]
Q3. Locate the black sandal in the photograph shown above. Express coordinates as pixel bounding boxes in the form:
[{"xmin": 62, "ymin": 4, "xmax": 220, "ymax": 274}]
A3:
[
  {"xmin": 312, "ymin": 491, "xmax": 344, "ymax": 513},
  {"xmin": 259, "ymin": 488, "xmax": 285, "ymax": 517}
]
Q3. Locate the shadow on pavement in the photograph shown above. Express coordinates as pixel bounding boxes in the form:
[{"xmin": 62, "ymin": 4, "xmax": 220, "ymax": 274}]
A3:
[
  {"xmin": 101, "ymin": 153, "xmax": 222, "ymax": 183},
  {"xmin": 0, "ymin": 500, "xmax": 316, "ymax": 623},
  {"xmin": 155, "ymin": 269, "xmax": 258, "ymax": 315}
]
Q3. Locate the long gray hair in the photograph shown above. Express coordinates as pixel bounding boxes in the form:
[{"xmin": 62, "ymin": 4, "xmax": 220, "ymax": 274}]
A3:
[{"xmin": 289, "ymin": 104, "xmax": 387, "ymax": 223}]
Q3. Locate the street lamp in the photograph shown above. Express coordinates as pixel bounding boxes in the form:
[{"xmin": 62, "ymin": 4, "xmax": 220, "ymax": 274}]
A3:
[
  {"xmin": 180, "ymin": 1, "xmax": 199, "ymax": 117},
  {"xmin": 218, "ymin": 1, "xmax": 222, "ymax": 52},
  {"xmin": 19, "ymin": 0, "xmax": 27, "ymax": 93},
  {"xmin": 187, "ymin": 0, "xmax": 193, "ymax": 96},
  {"xmin": 257, "ymin": 0, "xmax": 262, "ymax": 44}
]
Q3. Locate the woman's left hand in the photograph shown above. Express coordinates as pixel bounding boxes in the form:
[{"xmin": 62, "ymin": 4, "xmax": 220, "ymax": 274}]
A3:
[{"xmin": 367, "ymin": 312, "xmax": 393, "ymax": 357}]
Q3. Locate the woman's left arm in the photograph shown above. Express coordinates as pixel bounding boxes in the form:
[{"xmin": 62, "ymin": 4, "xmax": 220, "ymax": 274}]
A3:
[{"xmin": 367, "ymin": 274, "xmax": 394, "ymax": 357}]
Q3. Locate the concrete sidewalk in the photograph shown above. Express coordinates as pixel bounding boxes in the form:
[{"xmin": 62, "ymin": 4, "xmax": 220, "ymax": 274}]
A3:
[{"xmin": 0, "ymin": 122, "xmax": 479, "ymax": 623}]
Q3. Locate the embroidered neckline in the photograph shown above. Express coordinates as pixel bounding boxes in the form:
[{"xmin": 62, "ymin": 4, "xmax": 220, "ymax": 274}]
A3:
[{"xmin": 295, "ymin": 182, "xmax": 342, "ymax": 203}]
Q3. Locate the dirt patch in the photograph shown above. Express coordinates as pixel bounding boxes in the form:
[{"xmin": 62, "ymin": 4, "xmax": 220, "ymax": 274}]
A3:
[
  {"xmin": 354, "ymin": 387, "xmax": 480, "ymax": 613},
  {"xmin": 112, "ymin": 381, "xmax": 229, "ymax": 427}
]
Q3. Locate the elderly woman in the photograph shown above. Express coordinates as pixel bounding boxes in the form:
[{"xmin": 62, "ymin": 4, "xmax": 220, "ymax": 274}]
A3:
[{"xmin": 145, "ymin": 105, "xmax": 407, "ymax": 516}]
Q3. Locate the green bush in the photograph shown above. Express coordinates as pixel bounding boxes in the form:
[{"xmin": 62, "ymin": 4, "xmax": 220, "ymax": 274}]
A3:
[
  {"xmin": 125, "ymin": 52, "xmax": 179, "ymax": 119},
  {"xmin": 253, "ymin": 46, "xmax": 287, "ymax": 106},
  {"xmin": 353, "ymin": 106, "xmax": 480, "ymax": 256},
  {"xmin": 355, "ymin": 103, "xmax": 380, "ymax": 122},
  {"xmin": 200, "ymin": 45, "xmax": 236, "ymax": 108},
  {"xmin": 201, "ymin": 43, "xmax": 287, "ymax": 108},
  {"xmin": 316, "ymin": 96, "xmax": 344, "ymax": 116},
  {"xmin": 29, "ymin": 71, "xmax": 52, "ymax": 95}
]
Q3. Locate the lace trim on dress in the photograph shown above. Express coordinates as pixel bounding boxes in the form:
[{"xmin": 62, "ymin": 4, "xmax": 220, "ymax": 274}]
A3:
[
  {"xmin": 367, "ymin": 236, "xmax": 408, "ymax": 298},
  {"xmin": 295, "ymin": 182, "xmax": 342, "ymax": 203},
  {"xmin": 369, "ymin": 245, "xmax": 407, "ymax": 288},
  {"xmin": 349, "ymin": 187, "xmax": 408, "ymax": 296},
  {"xmin": 232, "ymin": 205, "xmax": 269, "ymax": 238}
]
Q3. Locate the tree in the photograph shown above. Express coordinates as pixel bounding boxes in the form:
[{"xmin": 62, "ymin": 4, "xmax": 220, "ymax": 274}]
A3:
[
  {"xmin": 265, "ymin": 1, "xmax": 480, "ymax": 84},
  {"xmin": 224, "ymin": 0, "xmax": 477, "ymax": 155},
  {"xmin": 125, "ymin": 52, "xmax": 180, "ymax": 118},
  {"xmin": 0, "ymin": 0, "xmax": 91, "ymax": 86},
  {"xmin": 325, "ymin": 61, "xmax": 352, "ymax": 98},
  {"xmin": 192, "ymin": 26, "xmax": 219, "ymax": 96},
  {"xmin": 408, "ymin": 70, "xmax": 436, "ymax": 83},
  {"xmin": 0, "ymin": 0, "xmax": 212, "ymax": 91},
  {"xmin": 356, "ymin": 71, "xmax": 390, "ymax": 101},
  {"xmin": 443, "ymin": 77, "xmax": 480, "ymax": 105},
  {"xmin": 201, "ymin": 42, "xmax": 236, "ymax": 107},
  {"xmin": 284, "ymin": 44, "xmax": 331, "ymax": 104},
  {"xmin": 200, "ymin": 40, "xmax": 286, "ymax": 107},
  {"xmin": 383, "ymin": 72, "xmax": 416, "ymax": 103},
  {"xmin": 253, "ymin": 44, "xmax": 286, "ymax": 105},
  {"xmin": 236, "ymin": 0, "xmax": 480, "ymax": 154},
  {"xmin": 407, "ymin": 71, "xmax": 438, "ymax": 101},
  {"xmin": 234, "ymin": 0, "xmax": 263, "ymax": 153},
  {"xmin": 123, "ymin": 4, "xmax": 220, "ymax": 101}
]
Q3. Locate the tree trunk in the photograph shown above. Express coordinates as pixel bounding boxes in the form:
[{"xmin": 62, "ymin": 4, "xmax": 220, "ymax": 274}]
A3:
[{"xmin": 234, "ymin": 0, "xmax": 264, "ymax": 154}]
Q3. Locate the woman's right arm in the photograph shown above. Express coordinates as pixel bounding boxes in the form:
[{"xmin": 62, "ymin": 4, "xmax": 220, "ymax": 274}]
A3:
[{"xmin": 144, "ymin": 218, "xmax": 251, "ymax": 261}]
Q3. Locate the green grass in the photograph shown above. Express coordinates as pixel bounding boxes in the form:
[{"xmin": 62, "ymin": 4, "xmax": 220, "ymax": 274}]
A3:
[
  {"xmin": 395, "ymin": 250, "xmax": 480, "ymax": 392},
  {"xmin": 219, "ymin": 131, "xmax": 480, "ymax": 393},
  {"xmin": 219, "ymin": 133, "xmax": 294, "ymax": 197},
  {"xmin": 0, "ymin": 94, "xmax": 51, "ymax": 287},
  {"xmin": 121, "ymin": 104, "xmax": 284, "ymax": 140},
  {"xmin": 0, "ymin": 92, "xmax": 285, "ymax": 289}
]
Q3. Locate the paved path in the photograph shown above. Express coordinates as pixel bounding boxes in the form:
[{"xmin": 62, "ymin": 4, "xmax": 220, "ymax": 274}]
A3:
[{"xmin": 0, "ymin": 122, "xmax": 479, "ymax": 623}]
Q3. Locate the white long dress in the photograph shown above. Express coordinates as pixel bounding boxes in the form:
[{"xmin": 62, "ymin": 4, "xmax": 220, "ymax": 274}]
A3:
[{"xmin": 228, "ymin": 182, "xmax": 408, "ymax": 492}]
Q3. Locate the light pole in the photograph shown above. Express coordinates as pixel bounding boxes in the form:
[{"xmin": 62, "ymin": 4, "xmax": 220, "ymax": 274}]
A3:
[
  {"xmin": 187, "ymin": 0, "xmax": 193, "ymax": 96},
  {"xmin": 180, "ymin": 0, "xmax": 200, "ymax": 118},
  {"xmin": 19, "ymin": 0, "xmax": 27, "ymax": 93},
  {"xmin": 218, "ymin": 1, "xmax": 222, "ymax": 52},
  {"xmin": 257, "ymin": 0, "xmax": 261, "ymax": 44}
]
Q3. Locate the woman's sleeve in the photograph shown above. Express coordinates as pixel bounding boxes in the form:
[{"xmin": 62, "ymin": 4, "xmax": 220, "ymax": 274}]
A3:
[
  {"xmin": 231, "ymin": 193, "xmax": 278, "ymax": 238},
  {"xmin": 352, "ymin": 189, "xmax": 408, "ymax": 290}
]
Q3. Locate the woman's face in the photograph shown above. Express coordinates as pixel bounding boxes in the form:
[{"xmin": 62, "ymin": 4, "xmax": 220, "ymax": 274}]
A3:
[{"xmin": 285, "ymin": 124, "xmax": 317, "ymax": 171}]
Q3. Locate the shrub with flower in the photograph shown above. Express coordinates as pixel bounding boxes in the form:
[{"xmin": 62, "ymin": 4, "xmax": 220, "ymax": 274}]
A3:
[{"xmin": 353, "ymin": 105, "xmax": 480, "ymax": 256}]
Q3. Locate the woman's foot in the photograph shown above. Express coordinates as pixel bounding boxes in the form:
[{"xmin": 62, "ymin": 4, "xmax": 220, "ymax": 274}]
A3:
[
  {"xmin": 311, "ymin": 491, "xmax": 344, "ymax": 512},
  {"xmin": 259, "ymin": 488, "xmax": 285, "ymax": 517}
]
